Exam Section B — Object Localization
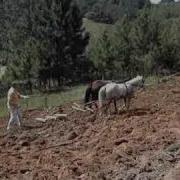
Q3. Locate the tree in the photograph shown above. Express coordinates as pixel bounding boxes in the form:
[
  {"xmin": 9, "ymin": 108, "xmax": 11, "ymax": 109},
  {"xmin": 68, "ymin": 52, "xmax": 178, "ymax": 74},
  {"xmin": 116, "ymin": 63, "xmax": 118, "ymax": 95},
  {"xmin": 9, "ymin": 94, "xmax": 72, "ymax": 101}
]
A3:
[
  {"xmin": 112, "ymin": 16, "xmax": 134, "ymax": 77},
  {"xmin": 158, "ymin": 19, "xmax": 180, "ymax": 71},
  {"xmin": 4, "ymin": 39, "xmax": 39, "ymax": 92},
  {"xmin": 77, "ymin": 0, "xmax": 97, "ymax": 15},
  {"xmin": 130, "ymin": 6, "xmax": 160, "ymax": 75},
  {"xmin": 89, "ymin": 30, "xmax": 115, "ymax": 79},
  {"xmin": 32, "ymin": 0, "xmax": 89, "ymax": 87},
  {"xmin": 85, "ymin": 0, "xmax": 151, "ymax": 23},
  {"xmin": 160, "ymin": 0, "xmax": 175, "ymax": 3},
  {"xmin": 3, "ymin": 0, "xmax": 89, "ymax": 89}
]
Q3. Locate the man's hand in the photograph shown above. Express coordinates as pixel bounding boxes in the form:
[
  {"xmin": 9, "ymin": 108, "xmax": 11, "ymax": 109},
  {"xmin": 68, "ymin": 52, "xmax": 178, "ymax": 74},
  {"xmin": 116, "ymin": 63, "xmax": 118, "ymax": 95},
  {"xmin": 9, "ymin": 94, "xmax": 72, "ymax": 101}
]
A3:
[{"xmin": 21, "ymin": 95, "xmax": 30, "ymax": 99}]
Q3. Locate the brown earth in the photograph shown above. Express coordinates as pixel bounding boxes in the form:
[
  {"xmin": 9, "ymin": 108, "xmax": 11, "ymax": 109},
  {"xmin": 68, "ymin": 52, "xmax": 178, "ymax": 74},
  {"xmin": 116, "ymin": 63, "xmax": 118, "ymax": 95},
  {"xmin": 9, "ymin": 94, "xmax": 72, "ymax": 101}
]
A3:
[{"xmin": 0, "ymin": 76, "xmax": 180, "ymax": 180}]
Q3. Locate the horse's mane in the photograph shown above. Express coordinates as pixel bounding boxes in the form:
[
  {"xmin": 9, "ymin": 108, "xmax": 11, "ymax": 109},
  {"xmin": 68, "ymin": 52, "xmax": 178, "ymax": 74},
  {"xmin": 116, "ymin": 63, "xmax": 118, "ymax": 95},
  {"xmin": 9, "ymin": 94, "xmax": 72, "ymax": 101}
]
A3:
[
  {"xmin": 125, "ymin": 75, "xmax": 143, "ymax": 86},
  {"xmin": 92, "ymin": 80, "xmax": 111, "ymax": 90},
  {"xmin": 114, "ymin": 77, "xmax": 131, "ymax": 84}
]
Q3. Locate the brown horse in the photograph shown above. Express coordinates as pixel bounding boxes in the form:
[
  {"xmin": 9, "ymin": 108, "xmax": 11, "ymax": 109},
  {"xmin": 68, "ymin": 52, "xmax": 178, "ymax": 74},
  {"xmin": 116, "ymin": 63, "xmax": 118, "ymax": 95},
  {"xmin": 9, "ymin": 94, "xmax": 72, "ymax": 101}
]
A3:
[
  {"xmin": 84, "ymin": 80, "xmax": 111, "ymax": 108},
  {"xmin": 84, "ymin": 78, "xmax": 131, "ymax": 108}
]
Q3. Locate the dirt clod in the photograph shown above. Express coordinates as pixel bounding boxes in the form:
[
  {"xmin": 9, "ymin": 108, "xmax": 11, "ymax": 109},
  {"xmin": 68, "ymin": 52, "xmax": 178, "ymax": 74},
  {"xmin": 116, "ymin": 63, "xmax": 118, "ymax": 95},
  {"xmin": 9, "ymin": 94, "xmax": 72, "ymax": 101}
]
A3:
[{"xmin": 67, "ymin": 131, "xmax": 78, "ymax": 140}]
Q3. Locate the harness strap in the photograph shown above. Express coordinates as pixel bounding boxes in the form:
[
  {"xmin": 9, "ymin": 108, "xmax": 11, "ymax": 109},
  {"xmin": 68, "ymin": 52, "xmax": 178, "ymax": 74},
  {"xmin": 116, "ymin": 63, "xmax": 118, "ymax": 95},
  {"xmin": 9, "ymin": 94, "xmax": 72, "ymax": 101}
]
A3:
[
  {"xmin": 124, "ymin": 83, "xmax": 128, "ymax": 96},
  {"xmin": 104, "ymin": 87, "xmax": 106, "ymax": 98}
]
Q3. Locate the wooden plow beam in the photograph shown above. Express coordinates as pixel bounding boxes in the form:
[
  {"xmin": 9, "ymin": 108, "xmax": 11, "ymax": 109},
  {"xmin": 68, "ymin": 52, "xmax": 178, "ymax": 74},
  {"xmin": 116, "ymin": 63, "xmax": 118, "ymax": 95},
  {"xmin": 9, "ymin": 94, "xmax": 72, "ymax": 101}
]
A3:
[
  {"xmin": 72, "ymin": 102, "xmax": 94, "ymax": 113},
  {"xmin": 35, "ymin": 113, "xmax": 68, "ymax": 123}
]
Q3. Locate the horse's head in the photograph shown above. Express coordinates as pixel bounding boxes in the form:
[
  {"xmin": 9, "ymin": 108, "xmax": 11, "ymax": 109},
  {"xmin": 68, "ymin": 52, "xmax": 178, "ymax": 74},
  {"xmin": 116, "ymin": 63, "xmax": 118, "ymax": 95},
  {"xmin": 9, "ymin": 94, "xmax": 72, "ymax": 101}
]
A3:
[
  {"xmin": 126, "ymin": 75, "xmax": 145, "ymax": 90},
  {"xmin": 136, "ymin": 75, "xmax": 145, "ymax": 89},
  {"xmin": 142, "ymin": 78, "xmax": 145, "ymax": 89}
]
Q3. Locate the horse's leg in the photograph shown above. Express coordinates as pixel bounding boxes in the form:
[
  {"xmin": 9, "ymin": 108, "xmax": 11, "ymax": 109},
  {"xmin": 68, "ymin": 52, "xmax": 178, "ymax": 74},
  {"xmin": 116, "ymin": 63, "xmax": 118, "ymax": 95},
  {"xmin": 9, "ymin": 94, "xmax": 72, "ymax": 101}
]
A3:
[
  {"xmin": 106, "ymin": 99, "xmax": 112, "ymax": 116},
  {"xmin": 123, "ymin": 98, "xmax": 127, "ymax": 109},
  {"xmin": 104, "ymin": 101, "xmax": 108, "ymax": 114},
  {"xmin": 126, "ymin": 97, "xmax": 131, "ymax": 110},
  {"xmin": 95, "ymin": 102, "xmax": 98, "ymax": 109},
  {"xmin": 100, "ymin": 103, "xmax": 107, "ymax": 116},
  {"xmin": 99, "ymin": 101, "xmax": 104, "ymax": 116},
  {"xmin": 113, "ymin": 99, "xmax": 118, "ymax": 113}
]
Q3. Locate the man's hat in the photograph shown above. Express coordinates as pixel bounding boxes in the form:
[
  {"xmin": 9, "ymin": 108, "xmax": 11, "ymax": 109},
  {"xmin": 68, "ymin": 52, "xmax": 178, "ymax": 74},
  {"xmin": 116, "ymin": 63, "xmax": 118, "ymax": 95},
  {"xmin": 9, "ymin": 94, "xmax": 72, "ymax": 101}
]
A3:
[{"xmin": 11, "ymin": 81, "xmax": 19, "ymax": 87}]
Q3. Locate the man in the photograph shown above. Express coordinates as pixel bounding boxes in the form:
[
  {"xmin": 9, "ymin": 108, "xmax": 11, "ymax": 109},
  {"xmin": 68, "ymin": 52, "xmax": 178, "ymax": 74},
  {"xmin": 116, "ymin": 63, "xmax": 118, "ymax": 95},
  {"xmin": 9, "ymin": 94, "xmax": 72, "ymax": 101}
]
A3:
[{"xmin": 7, "ymin": 82, "xmax": 29, "ymax": 130}]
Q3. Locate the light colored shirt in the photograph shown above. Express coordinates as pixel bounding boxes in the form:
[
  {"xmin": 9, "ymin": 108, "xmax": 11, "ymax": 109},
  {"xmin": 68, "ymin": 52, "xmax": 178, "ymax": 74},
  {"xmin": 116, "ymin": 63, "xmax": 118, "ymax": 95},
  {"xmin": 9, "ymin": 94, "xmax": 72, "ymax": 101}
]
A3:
[{"xmin": 7, "ymin": 87, "xmax": 21, "ymax": 108}]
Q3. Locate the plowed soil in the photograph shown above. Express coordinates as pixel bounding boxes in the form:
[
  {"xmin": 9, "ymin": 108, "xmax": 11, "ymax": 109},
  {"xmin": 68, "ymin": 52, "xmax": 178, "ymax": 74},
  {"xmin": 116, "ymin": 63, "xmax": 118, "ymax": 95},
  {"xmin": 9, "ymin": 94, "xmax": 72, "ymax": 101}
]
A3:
[{"xmin": 0, "ymin": 76, "xmax": 180, "ymax": 180}]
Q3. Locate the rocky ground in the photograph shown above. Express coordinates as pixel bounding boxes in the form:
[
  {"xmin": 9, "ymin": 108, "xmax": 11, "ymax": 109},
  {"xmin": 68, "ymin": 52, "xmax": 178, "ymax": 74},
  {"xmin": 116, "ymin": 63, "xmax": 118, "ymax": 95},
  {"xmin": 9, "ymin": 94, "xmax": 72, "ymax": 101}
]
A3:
[{"xmin": 0, "ymin": 76, "xmax": 180, "ymax": 180}]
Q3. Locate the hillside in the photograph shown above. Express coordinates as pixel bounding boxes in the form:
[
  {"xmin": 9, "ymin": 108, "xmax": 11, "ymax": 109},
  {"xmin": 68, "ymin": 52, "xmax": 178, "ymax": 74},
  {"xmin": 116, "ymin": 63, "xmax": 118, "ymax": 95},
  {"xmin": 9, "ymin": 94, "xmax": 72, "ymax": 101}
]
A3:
[
  {"xmin": 0, "ymin": 76, "xmax": 180, "ymax": 179},
  {"xmin": 83, "ymin": 18, "xmax": 113, "ymax": 39}
]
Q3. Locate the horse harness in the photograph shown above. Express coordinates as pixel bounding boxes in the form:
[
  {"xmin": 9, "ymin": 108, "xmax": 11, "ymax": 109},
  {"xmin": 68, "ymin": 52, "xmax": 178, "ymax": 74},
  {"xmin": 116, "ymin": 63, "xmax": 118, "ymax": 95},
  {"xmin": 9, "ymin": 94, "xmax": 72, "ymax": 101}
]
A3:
[{"xmin": 124, "ymin": 83, "xmax": 129, "ymax": 96}]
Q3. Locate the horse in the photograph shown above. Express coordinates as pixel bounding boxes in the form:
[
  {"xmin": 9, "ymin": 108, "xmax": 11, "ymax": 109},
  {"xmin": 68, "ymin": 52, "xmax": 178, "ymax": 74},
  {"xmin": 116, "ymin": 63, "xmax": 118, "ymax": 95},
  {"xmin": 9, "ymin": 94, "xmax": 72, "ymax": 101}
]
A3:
[
  {"xmin": 98, "ymin": 75, "xmax": 144, "ymax": 114},
  {"xmin": 84, "ymin": 78, "xmax": 131, "ymax": 108},
  {"xmin": 84, "ymin": 80, "xmax": 111, "ymax": 108}
]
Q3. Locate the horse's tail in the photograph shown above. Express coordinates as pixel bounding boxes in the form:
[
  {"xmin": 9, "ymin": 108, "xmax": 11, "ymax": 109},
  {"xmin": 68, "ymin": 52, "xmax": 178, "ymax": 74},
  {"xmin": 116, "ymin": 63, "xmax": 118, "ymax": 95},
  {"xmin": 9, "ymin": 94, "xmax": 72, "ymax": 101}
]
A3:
[
  {"xmin": 98, "ymin": 86, "xmax": 106, "ymax": 108},
  {"xmin": 89, "ymin": 80, "xmax": 93, "ymax": 88},
  {"xmin": 84, "ymin": 86, "xmax": 92, "ymax": 105}
]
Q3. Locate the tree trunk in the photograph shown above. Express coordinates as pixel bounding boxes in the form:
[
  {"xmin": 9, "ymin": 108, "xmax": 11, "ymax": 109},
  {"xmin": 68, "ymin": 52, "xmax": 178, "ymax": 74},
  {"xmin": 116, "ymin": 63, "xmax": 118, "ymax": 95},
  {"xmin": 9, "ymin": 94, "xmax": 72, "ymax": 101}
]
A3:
[
  {"xmin": 28, "ymin": 80, "xmax": 33, "ymax": 94},
  {"xmin": 101, "ymin": 72, "xmax": 105, "ymax": 80},
  {"xmin": 58, "ymin": 78, "xmax": 61, "ymax": 87}
]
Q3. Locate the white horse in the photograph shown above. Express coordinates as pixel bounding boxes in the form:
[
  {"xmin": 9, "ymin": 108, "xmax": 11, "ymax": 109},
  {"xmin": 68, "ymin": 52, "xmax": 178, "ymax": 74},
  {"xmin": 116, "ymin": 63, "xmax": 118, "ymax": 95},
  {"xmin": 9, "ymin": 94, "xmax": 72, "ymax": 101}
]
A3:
[{"xmin": 98, "ymin": 75, "xmax": 144, "ymax": 114}]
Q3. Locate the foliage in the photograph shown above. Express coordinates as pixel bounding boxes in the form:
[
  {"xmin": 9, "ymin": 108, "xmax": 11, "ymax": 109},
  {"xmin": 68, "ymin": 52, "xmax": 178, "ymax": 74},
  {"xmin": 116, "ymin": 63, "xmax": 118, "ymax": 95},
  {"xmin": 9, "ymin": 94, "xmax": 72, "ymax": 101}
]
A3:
[
  {"xmin": 160, "ymin": 0, "xmax": 175, "ymax": 3},
  {"xmin": 1, "ymin": 0, "xmax": 180, "ymax": 91},
  {"xmin": 89, "ymin": 31, "xmax": 116, "ymax": 79},
  {"xmin": 82, "ymin": 0, "xmax": 151, "ymax": 23},
  {"xmin": 77, "ymin": 0, "xmax": 97, "ymax": 15},
  {"xmin": 0, "ymin": 0, "xmax": 90, "ymax": 89},
  {"xmin": 89, "ymin": 4, "xmax": 180, "ymax": 79},
  {"xmin": 31, "ymin": 0, "xmax": 89, "ymax": 87}
]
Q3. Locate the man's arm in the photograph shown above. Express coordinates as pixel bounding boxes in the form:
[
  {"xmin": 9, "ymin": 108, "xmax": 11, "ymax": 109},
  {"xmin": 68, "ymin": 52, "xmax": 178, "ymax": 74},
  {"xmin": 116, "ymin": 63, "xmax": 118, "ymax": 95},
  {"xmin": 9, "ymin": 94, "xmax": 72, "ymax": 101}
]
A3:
[
  {"xmin": 15, "ymin": 90, "xmax": 29, "ymax": 99},
  {"xmin": 20, "ymin": 95, "xmax": 30, "ymax": 99}
]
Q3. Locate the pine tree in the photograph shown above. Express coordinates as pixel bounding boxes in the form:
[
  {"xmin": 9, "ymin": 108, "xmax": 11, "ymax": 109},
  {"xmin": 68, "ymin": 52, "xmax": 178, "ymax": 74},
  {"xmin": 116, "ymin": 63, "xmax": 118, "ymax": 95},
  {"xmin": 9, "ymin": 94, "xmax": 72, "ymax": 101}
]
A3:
[
  {"xmin": 32, "ymin": 0, "xmax": 89, "ymax": 87},
  {"xmin": 160, "ymin": 0, "xmax": 175, "ymax": 4},
  {"xmin": 130, "ymin": 6, "xmax": 160, "ymax": 74},
  {"xmin": 90, "ymin": 30, "xmax": 115, "ymax": 79},
  {"xmin": 3, "ymin": 0, "xmax": 89, "ymax": 88}
]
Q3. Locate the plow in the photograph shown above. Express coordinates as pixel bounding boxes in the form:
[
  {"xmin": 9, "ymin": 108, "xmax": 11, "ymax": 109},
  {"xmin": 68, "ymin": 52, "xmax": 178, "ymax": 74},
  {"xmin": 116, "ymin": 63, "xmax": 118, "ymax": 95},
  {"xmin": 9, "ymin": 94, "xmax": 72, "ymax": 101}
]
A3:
[{"xmin": 72, "ymin": 102, "xmax": 94, "ymax": 113}]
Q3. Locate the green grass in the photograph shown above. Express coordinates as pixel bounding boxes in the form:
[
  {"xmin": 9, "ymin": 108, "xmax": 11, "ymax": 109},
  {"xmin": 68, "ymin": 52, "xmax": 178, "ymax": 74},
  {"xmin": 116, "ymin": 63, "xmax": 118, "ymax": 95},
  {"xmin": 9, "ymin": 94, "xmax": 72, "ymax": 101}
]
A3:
[
  {"xmin": 0, "ymin": 85, "xmax": 86, "ymax": 117},
  {"xmin": 83, "ymin": 18, "xmax": 113, "ymax": 39},
  {"xmin": 0, "ymin": 66, "xmax": 6, "ymax": 80},
  {"xmin": 145, "ymin": 76, "xmax": 160, "ymax": 85}
]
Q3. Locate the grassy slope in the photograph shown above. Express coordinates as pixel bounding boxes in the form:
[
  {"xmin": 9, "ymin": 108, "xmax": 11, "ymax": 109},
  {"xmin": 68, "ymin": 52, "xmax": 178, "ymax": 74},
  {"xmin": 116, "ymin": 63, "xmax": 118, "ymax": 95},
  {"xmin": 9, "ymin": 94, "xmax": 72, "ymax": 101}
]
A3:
[
  {"xmin": 83, "ymin": 18, "xmax": 114, "ymax": 50},
  {"xmin": 83, "ymin": 18, "xmax": 113, "ymax": 39}
]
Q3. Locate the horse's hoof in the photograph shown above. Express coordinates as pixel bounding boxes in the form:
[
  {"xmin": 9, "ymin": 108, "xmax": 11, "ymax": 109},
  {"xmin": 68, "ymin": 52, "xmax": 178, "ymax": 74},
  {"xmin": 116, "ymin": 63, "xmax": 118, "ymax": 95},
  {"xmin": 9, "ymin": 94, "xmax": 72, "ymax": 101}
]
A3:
[{"xmin": 106, "ymin": 114, "xmax": 111, "ymax": 118}]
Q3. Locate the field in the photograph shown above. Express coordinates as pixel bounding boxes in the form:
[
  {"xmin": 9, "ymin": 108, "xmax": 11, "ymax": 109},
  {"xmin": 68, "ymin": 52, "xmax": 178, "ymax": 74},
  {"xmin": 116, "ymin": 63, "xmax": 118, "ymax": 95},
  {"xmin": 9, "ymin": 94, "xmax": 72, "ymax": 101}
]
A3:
[{"xmin": 0, "ymin": 76, "xmax": 179, "ymax": 179}]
